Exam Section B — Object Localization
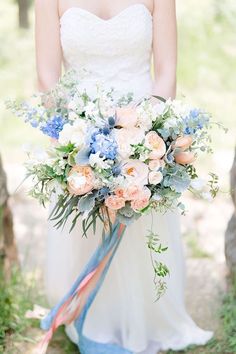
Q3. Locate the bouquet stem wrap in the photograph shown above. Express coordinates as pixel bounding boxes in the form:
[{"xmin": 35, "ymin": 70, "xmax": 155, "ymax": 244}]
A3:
[{"xmin": 38, "ymin": 222, "xmax": 133, "ymax": 354}]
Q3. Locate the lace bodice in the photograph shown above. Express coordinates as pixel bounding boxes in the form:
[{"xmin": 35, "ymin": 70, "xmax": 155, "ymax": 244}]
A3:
[{"xmin": 60, "ymin": 4, "xmax": 153, "ymax": 100}]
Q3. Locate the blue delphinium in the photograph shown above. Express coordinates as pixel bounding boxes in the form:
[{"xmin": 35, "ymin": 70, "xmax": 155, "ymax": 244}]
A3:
[
  {"xmin": 184, "ymin": 109, "xmax": 209, "ymax": 135},
  {"xmin": 90, "ymin": 129, "xmax": 118, "ymax": 160},
  {"xmin": 40, "ymin": 115, "xmax": 65, "ymax": 139}
]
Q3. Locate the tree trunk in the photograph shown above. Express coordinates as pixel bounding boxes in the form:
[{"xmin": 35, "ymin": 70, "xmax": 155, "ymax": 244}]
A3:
[
  {"xmin": 0, "ymin": 155, "xmax": 18, "ymax": 278},
  {"xmin": 225, "ymin": 147, "xmax": 236, "ymax": 277},
  {"xmin": 17, "ymin": 0, "xmax": 30, "ymax": 29}
]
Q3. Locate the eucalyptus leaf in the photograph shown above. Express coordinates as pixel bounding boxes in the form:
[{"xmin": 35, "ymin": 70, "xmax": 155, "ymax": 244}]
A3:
[
  {"xmin": 75, "ymin": 147, "xmax": 91, "ymax": 165},
  {"xmin": 78, "ymin": 193, "xmax": 96, "ymax": 213},
  {"xmin": 164, "ymin": 172, "xmax": 191, "ymax": 193}
]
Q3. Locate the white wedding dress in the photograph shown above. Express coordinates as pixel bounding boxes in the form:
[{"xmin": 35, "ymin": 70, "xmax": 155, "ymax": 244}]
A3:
[{"xmin": 45, "ymin": 4, "xmax": 213, "ymax": 353}]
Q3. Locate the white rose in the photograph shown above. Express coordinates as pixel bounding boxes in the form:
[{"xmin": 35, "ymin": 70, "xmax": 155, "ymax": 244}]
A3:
[
  {"xmin": 58, "ymin": 119, "xmax": 87, "ymax": 148},
  {"xmin": 152, "ymin": 101, "xmax": 167, "ymax": 116},
  {"xmin": 148, "ymin": 171, "xmax": 163, "ymax": 185},
  {"xmin": 114, "ymin": 127, "xmax": 145, "ymax": 159}
]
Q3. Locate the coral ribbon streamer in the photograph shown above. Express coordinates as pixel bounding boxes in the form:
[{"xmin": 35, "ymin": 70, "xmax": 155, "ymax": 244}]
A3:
[{"xmin": 36, "ymin": 222, "xmax": 127, "ymax": 354}]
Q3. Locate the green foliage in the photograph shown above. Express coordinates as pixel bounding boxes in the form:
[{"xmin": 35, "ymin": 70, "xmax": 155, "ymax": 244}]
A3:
[
  {"xmin": 166, "ymin": 284, "xmax": 236, "ymax": 354},
  {"xmin": 146, "ymin": 230, "xmax": 169, "ymax": 300},
  {"xmin": 0, "ymin": 269, "xmax": 39, "ymax": 352}
]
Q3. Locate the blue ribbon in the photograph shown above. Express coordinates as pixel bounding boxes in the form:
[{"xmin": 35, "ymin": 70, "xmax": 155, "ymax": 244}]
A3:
[{"xmin": 41, "ymin": 222, "xmax": 133, "ymax": 353}]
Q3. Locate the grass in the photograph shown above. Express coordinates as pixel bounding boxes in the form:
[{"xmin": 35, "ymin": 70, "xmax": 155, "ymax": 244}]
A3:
[
  {"xmin": 0, "ymin": 268, "xmax": 78, "ymax": 354},
  {"xmin": 1, "ymin": 271, "xmax": 236, "ymax": 354},
  {"xmin": 184, "ymin": 230, "xmax": 212, "ymax": 259},
  {"xmin": 0, "ymin": 268, "xmax": 41, "ymax": 353},
  {"xmin": 166, "ymin": 281, "xmax": 236, "ymax": 354}
]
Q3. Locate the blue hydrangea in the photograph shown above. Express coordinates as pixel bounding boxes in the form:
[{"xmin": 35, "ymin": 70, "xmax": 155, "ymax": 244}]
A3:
[
  {"xmin": 40, "ymin": 115, "xmax": 65, "ymax": 139},
  {"xmin": 90, "ymin": 129, "xmax": 118, "ymax": 160}
]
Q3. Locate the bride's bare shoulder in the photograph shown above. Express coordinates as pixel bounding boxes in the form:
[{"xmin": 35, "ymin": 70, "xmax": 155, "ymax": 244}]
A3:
[{"xmin": 35, "ymin": 0, "xmax": 58, "ymax": 15}]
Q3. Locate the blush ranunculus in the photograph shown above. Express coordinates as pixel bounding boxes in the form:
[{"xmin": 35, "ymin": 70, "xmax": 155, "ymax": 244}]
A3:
[
  {"xmin": 115, "ymin": 188, "xmax": 125, "ymax": 198},
  {"xmin": 148, "ymin": 171, "xmax": 163, "ymax": 185},
  {"xmin": 67, "ymin": 165, "xmax": 94, "ymax": 195},
  {"xmin": 105, "ymin": 195, "xmax": 126, "ymax": 210},
  {"xmin": 145, "ymin": 131, "xmax": 166, "ymax": 159},
  {"xmin": 123, "ymin": 185, "xmax": 142, "ymax": 201},
  {"xmin": 148, "ymin": 159, "xmax": 161, "ymax": 171},
  {"xmin": 173, "ymin": 135, "xmax": 193, "ymax": 151},
  {"xmin": 130, "ymin": 188, "xmax": 151, "ymax": 211},
  {"xmin": 175, "ymin": 151, "xmax": 196, "ymax": 165},
  {"xmin": 122, "ymin": 159, "xmax": 149, "ymax": 186},
  {"xmin": 116, "ymin": 107, "xmax": 138, "ymax": 128}
]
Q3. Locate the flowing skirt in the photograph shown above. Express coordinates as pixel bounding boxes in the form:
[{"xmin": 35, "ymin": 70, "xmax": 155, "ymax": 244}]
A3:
[{"xmin": 45, "ymin": 210, "xmax": 213, "ymax": 353}]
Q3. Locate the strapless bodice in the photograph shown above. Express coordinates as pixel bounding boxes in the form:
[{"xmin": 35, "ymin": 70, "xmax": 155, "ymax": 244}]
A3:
[{"xmin": 60, "ymin": 4, "xmax": 153, "ymax": 100}]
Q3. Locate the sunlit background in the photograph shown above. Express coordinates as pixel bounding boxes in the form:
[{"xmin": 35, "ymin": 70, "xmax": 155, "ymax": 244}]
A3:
[{"xmin": 0, "ymin": 1, "xmax": 236, "ymax": 353}]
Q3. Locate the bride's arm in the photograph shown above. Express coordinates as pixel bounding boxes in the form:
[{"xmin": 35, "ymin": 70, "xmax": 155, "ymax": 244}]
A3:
[
  {"xmin": 152, "ymin": 0, "xmax": 177, "ymax": 99},
  {"xmin": 35, "ymin": 0, "xmax": 62, "ymax": 92}
]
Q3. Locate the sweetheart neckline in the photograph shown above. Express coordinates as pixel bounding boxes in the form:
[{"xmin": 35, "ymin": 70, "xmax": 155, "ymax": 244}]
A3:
[{"xmin": 60, "ymin": 3, "xmax": 152, "ymax": 23}]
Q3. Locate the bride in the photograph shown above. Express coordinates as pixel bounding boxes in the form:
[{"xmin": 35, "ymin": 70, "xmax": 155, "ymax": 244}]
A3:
[{"xmin": 35, "ymin": 0, "xmax": 213, "ymax": 353}]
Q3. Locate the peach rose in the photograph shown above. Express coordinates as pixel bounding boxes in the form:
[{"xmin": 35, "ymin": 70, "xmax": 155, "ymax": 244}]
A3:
[
  {"xmin": 145, "ymin": 131, "xmax": 166, "ymax": 159},
  {"xmin": 67, "ymin": 165, "xmax": 94, "ymax": 195},
  {"xmin": 122, "ymin": 159, "xmax": 149, "ymax": 186},
  {"xmin": 105, "ymin": 195, "xmax": 126, "ymax": 210},
  {"xmin": 123, "ymin": 185, "xmax": 142, "ymax": 201},
  {"xmin": 173, "ymin": 135, "xmax": 193, "ymax": 151},
  {"xmin": 149, "ymin": 171, "xmax": 163, "ymax": 185},
  {"xmin": 175, "ymin": 151, "xmax": 196, "ymax": 165},
  {"xmin": 116, "ymin": 107, "xmax": 138, "ymax": 128},
  {"xmin": 130, "ymin": 188, "xmax": 151, "ymax": 211}
]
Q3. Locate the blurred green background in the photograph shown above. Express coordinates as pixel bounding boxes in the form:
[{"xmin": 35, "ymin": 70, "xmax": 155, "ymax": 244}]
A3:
[{"xmin": 0, "ymin": 1, "xmax": 236, "ymax": 353}]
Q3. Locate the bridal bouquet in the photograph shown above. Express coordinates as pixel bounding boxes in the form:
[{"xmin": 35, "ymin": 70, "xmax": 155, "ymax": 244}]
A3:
[
  {"xmin": 7, "ymin": 72, "xmax": 219, "ymax": 295},
  {"xmin": 8, "ymin": 73, "xmax": 218, "ymax": 223}
]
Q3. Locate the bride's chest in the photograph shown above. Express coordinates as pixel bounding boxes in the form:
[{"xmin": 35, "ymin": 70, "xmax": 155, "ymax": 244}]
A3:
[{"xmin": 60, "ymin": 5, "xmax": 153, "ymax": 58}]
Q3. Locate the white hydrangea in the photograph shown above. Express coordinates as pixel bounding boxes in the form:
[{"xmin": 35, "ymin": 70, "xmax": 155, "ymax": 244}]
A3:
[
  {"xmin": 171, "ymin": 99, "xmax": 191, "ymax": 117},
  {"xmin": 68, "ymin": 96, "xmax": 85, "ymax": 114},
  {"xmin": 89, "ymin": 152, "xmax": 112, "ymax": 169},
  {"xmin": 84, "ymin": 102, "xmax": 99, "ymax": 118}
]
